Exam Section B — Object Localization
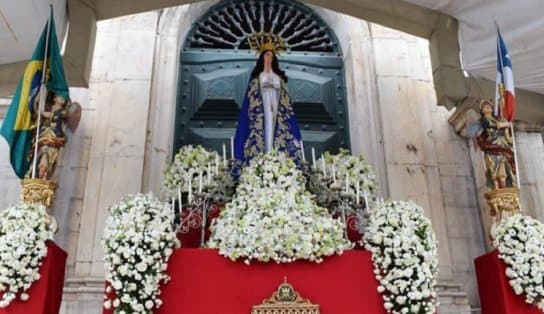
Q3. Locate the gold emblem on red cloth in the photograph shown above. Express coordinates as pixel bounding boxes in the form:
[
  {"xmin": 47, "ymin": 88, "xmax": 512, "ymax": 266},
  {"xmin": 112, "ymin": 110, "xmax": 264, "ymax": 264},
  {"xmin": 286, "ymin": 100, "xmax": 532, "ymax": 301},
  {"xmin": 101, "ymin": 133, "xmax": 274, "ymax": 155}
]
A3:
[{"xmin": 252, "ymin": 278, "xmax": 320, "ymax": 314}]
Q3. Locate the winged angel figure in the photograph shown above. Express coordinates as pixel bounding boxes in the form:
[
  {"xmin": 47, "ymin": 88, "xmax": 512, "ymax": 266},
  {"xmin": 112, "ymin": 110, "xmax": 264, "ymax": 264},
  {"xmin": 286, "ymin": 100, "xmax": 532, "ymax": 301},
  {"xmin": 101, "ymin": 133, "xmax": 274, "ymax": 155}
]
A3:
[
  {"xmin": 466, "ymin": 99, "xmax": 516, "ymax": 190},
  {"xmin": 27, "ymin": 91, "xmax": 81, "ymax": 180}
]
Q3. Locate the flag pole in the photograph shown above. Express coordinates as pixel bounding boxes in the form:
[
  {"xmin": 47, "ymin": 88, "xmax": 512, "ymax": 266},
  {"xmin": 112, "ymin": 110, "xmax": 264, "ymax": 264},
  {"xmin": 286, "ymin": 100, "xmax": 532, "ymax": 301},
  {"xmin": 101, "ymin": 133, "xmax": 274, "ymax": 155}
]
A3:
[
  {"xmin": 31, "ymin": 5, "xmax": 53, "ymax": 179},
  {"xmin": 495, "ymin": 21, "xmax": 522, "ymax": 197},
  {"xmin": 495, "ymin": 21, "xmax": 506, "ymax": 120}
]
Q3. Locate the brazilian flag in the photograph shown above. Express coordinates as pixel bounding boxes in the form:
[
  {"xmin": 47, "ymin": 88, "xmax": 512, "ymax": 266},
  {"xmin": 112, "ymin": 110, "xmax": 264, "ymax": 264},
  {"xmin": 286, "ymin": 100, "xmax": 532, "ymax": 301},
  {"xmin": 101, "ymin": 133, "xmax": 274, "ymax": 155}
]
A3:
[{"xmin": 0, "ymin": 9, "xmax": 69, "ymax": 178}]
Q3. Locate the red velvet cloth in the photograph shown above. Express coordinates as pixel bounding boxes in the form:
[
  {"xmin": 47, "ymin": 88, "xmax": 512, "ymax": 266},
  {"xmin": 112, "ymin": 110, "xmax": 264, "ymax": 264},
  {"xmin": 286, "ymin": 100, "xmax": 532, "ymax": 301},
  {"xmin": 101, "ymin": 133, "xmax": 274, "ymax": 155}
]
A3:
[
  {"xmin": 474, "ymin": 249, "xmax": 542, "ymax": 314},
  {"xmin": 104, "ymin": 248, "xmax": 386, "ymax": 314},
  {"xmin": 177, "ymin": 205, "xmax": 221, "ymax": 248},
  {"xmin": 0, "ymin": 241, "xmax": 67, "ymax": 314}
]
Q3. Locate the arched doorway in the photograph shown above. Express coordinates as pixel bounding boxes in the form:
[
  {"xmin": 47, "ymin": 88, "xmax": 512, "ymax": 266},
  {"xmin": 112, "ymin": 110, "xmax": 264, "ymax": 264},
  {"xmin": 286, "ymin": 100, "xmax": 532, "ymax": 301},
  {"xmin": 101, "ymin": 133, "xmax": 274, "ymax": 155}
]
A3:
[{"xmin": 174, "ymin": 0, "xmax": 350, "ymax": 158}]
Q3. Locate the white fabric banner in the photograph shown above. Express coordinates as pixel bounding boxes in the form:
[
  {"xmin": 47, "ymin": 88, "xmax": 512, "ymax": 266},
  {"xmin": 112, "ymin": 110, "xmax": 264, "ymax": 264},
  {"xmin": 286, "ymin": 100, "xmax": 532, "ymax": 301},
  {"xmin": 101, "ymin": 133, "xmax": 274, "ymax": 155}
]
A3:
[{"xmin": 405, "ymin": 0, "xmax": 544, "ymax": 94}]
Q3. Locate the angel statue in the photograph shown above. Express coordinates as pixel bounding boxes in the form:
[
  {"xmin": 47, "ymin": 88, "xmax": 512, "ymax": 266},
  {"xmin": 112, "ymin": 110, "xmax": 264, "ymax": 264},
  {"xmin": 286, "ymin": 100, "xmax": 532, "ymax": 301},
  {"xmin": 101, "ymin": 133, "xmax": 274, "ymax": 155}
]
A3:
[
  {"xmin": 233, "ymin": 33, "xmax": 303, "ymax": 168},
  {"xmin": 26, "ymin": 90, "xmax": 81, "ymax": 180},
  {"xmin": 468, "ymin": 99, "xmax": 516, "ymax": 190}
]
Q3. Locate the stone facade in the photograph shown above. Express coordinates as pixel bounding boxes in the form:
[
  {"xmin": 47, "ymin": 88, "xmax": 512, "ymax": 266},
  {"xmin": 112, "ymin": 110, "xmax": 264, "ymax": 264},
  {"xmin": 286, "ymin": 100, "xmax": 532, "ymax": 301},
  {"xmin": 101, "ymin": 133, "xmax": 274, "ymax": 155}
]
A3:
[{"xmin": 0, "ymin": 2, "xmax": 543, "ymax": 314}]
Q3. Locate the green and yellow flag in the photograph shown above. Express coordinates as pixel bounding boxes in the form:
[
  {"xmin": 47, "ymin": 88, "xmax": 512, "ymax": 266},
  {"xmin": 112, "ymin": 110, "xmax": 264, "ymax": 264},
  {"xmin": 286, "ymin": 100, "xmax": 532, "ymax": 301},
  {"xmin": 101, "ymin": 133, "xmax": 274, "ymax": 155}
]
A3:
[{"xmin": 0, "ymin": 9, "xmax": 69, "ymax": 178}]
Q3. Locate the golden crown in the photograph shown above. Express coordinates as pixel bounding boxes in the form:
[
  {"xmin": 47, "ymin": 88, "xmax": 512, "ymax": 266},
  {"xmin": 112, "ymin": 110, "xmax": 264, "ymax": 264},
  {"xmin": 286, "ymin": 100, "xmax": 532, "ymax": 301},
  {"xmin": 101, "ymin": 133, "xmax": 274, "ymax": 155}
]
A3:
[{"xmin": 248, "ymin": 32, "xmax": 287, "ymax": 54}]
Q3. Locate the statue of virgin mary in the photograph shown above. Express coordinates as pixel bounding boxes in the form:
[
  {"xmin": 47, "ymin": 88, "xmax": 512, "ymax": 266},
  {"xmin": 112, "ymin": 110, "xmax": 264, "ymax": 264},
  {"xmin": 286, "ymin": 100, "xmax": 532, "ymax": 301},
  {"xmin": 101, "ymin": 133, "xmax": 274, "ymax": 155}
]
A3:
[{"xmin": 233, "ymin": 34, "xmax": 303, "ymax": 168}]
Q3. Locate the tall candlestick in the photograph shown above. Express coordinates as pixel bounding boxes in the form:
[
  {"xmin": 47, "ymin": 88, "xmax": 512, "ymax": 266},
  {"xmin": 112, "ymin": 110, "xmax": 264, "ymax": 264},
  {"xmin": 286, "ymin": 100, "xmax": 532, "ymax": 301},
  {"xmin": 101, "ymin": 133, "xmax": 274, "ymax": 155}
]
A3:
[
  {"xmin": 321, "ymin": 155, "xmax": 326, "ymax": 176},
  {"xmin": 207, "ymin": 163, "xmax": 211, "ymax": 185},
  {"xmin": 230, "ymin": 136, "xmax": 234, "ymax": 159},
  {"xmin": 198, "ymin": 171, "xmax": 203, "ymax": 194},
  {"xmin": 311, "ymin": 147, "xmax": 316, "ymax": 168},
  {"xmin": 171, "ymin": 197, "xmax": 176, "ymax": 223},
  {"xmin": 345, "ymin": 172, "xmax": 349, "ymax": 193},
  {"xmin": 300, "ymin": 141, "xmax": 305, "ymax": 161},
  {"xmin": 188, "ymin": 175, "xmax": 192, "ymax": 204},
  {"xmin": 363, "ymin": 189, "xmax": 369, "ymax": 211},
  {"xmin": 177, "ymin": 186, "xmax": 182, "ymax": 210}
]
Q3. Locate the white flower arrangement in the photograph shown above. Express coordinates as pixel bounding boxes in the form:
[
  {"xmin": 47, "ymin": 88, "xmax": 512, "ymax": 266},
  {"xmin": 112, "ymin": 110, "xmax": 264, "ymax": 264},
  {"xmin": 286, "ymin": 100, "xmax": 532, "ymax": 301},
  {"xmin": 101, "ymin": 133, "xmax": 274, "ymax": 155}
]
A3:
[
  {"xmin": 102, "ymin": 193, "xmax": 180, "ymax": 314},
  {"xmin": 492, "ymin": 213, "xmax": 544, "ymax": 310},
  {"xmin": 363, "ymin": 200, "xmax": 439, "ymax": 314},
  {"xmin": 208, "ymin": 151, "xmax": 352, "ymax": 264},
  {"xmin": 0, "ymin": 203, "xmax": 54, "ymax": 308},
  {"xmin": 312, "ymin": 148, "xmax": 377, "ymax": 205},
  {"xmin": 163, "ymin": 144, "xmax": 234, "ymax": 203}
]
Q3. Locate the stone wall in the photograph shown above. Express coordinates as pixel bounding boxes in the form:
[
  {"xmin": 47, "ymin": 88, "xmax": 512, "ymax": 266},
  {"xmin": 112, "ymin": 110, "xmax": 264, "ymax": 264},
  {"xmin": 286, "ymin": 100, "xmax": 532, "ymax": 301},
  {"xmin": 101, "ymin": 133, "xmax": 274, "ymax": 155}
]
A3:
[
  {"xmin": 0, "ymin": 2, "xmax": 543, "ymax": 314},
  {"xmin": 367, "ymin": 23, "xmax": 478, "ymax": 312},
  {"xmin": 60, "ymin": 11, "xmax": 160, "ymax": 313}
]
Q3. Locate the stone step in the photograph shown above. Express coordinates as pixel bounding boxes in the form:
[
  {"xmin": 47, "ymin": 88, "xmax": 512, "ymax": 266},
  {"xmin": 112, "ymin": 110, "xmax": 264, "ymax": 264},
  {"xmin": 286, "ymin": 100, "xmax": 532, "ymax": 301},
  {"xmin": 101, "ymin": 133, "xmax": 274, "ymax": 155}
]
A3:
[{"xmin": 437, "ymin": 281, "xmax": 473, "ymax": 314}]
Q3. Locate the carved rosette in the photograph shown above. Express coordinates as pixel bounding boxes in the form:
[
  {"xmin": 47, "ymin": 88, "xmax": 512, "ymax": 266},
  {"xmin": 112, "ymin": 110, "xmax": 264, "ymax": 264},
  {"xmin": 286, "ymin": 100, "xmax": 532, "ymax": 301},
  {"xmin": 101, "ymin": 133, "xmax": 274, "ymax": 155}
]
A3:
[
  {"xmin": 485, "ymin": 187, "xmax": 520, "ymax": 223},
  {"xmin": 21, "ymin": 178, "xmax": 58, "ymax": 231},
  {"xmin": 252, "ymin": 278, "xmax": 320, "ymax": 314}
]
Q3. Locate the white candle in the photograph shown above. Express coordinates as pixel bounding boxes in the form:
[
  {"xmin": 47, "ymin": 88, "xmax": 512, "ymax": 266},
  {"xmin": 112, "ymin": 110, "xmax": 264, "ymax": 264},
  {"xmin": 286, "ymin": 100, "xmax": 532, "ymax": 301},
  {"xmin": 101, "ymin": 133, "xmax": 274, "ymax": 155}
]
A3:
[
  {"xmin": 171, "ymin": 197, "xmax": 176, "ymax": 223},
  {"xmin": 363, "ymin": 189, "xmax": 369, "ymax": 210},
  {"xmin": 177, "ymin": 186, "xmax": 182, "ymax": 209},
  {"xmin": 321, "ymin": 155, "xmax": 326, "ymax": 176},
  {"xmin": 311, "ymin": 147, "xmax": 316, "ymax": 167},
  {"xmin": 345, "ymin": 172, "xmax": 349, "ymax": 193},
  {"xmin": 198, "ymin": 170, "xmax": 203, "ymax": 193},
  {"xmin": 188, "ymin": 175, "xmax": 192, "ymax": 204},
  {"xmin": 207, "ymin": 163, "xmax": 211, "ymax": 185},
  {"xmin": 300, "ymin": 141, "xmax": 305, "ymax": 161},
  {"xmin": 230, "ymin": 136, "xmax": 234, "ymax": 159},
  {"xmin": 222, "ymin": 144, "xmax": 227, "ymax": 163}
]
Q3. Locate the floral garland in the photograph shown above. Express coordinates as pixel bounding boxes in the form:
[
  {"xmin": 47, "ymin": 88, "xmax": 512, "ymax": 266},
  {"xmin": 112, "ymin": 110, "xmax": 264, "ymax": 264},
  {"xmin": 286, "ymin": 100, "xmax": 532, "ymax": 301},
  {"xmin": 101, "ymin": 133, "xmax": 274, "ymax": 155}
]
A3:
[
  {"xmin": 492, "ymin": 213, "xmax": 544, "ymax": 310},
  {"xmin": 0, "ymin": 203, "xmax": 54, "ymax": 308},
  {"xmin": 311, "ymin": 148, "xmax": 377, "ymax": 205},
  {"xmin": 208, "ymin": 151, "xmax": 352, "ymax": 264},
  {"xmin": 163, "ymin": 144, "xmax": 234, "ymax": 203},
  {"xmin": 102, "ymin": 193, "xmax": 180, "ymax": 313},
  {"xmin": 363, "ymin": 200, "xmax": 439, "ymax": 314}
]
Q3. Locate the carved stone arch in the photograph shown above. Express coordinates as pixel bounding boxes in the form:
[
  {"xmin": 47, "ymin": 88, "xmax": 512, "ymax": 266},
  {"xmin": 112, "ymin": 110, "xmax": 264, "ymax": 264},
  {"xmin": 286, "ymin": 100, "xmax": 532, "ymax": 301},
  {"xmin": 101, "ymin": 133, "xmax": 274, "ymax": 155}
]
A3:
[{"xmin": 185, "ymin": 0, "xmax": 340, "ymax": 53}]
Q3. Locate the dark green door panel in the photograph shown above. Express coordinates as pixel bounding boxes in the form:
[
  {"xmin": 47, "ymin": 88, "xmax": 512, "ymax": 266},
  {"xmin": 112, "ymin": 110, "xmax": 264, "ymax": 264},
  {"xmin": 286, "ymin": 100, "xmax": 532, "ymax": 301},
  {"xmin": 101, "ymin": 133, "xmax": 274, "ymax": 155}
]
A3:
[{"xmin": 174, "ymin": 0, "xmax": 351, "ymax": 159}]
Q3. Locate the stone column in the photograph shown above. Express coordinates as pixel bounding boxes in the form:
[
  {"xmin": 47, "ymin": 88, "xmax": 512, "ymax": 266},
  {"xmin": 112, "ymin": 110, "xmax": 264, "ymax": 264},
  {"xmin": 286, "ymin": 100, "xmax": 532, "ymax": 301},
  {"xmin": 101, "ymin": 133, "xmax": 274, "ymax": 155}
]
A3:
[
  {"xmin": 369, "ymin": 23, "xmax": 455, "ymax": 281},
  {"xmin": 311, "ymin": 6, "xmax": 389, "ymax": 196},
  {"xmin": 61, "ymin": 11, "xmax": 159, "ymax": 313},
  {"xmin": 143, "ymin": 2, "xmax": 215, "ymax": 195},
  {"xmin": 369, "ymin": 24, "xmax": 477, "ymax": 312},
  {"xmin": 513, "ymin": 130, "xmax": 544, "ymax": 221}
]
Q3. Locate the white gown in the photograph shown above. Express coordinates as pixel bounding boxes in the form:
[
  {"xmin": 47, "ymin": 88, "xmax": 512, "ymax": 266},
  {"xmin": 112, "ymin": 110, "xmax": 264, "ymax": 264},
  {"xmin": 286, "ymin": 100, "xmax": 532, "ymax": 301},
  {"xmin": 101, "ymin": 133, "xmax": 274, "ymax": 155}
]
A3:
[{"xmin": 259, "ymin": 71, "xmax": 281, "ymax": 153}]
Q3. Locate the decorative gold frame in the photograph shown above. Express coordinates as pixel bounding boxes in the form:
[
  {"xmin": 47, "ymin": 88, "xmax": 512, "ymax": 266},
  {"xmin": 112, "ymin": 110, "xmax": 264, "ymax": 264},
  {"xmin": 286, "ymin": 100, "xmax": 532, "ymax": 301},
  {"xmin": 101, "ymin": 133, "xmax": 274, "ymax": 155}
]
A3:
[
  {"xmin": 21, "ymin": 178, "xmax": 58, "ymax": 231},
  {"xmin": 252, "ymin": 278, "xmax": 320, "ymax": 314},
  {"xmin": 485, "ymin": 187, "xmax": 520, "ymax": 222},
  {"xmin": 21, "ymin": 178, "xmax": 58, "ymax": 208}
]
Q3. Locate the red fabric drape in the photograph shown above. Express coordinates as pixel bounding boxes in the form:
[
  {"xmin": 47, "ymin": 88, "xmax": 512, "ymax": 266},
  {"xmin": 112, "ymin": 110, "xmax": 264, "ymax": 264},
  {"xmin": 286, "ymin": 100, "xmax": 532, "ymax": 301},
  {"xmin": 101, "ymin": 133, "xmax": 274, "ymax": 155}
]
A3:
[
  {"xmin": 475, "ymin": 249, "xmax": 542, "ymax": 314},
  {"xmin": 103, "ymin": 248, "xmax": 387, "ymax": 314},
  {"xmin": 0, "ymin": 241, "xmax": 67, "ymax": 314}
]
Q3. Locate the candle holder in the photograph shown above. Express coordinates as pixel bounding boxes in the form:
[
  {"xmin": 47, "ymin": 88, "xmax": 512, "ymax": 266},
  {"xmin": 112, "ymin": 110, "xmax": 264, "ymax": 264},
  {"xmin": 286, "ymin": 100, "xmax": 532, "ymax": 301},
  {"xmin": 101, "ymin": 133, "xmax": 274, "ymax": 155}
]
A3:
[{"xmin": 172, "ymin": 188, "xmax": 219, "ymax": 247}]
